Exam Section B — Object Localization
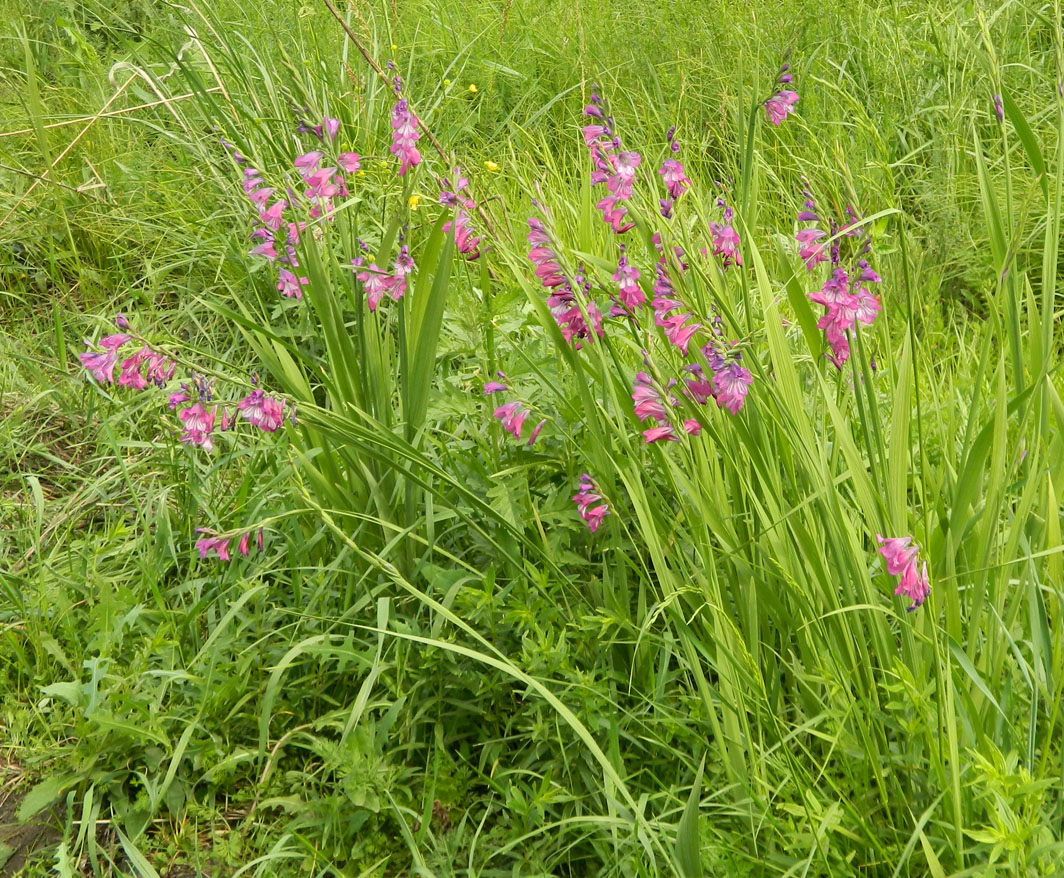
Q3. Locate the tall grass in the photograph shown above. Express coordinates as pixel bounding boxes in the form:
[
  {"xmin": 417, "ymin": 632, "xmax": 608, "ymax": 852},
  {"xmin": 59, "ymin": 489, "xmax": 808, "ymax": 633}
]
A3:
[{"xmin": 3, "ymin": 0, "xmax": 1064, "ymax": 875}]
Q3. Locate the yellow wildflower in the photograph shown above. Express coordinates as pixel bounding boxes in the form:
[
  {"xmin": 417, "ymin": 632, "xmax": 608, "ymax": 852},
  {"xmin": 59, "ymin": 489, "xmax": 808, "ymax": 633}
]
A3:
[
  {"xmin": 484, "ymin": 160, "xmax": 499, "ymax": 172},
  {"xmin": 409, "ymin": 194, "xmax": 422, "ymax": 211},
  {"xmin": 468, "ymin": 83, "xmax": 478, "ymax": 94}
]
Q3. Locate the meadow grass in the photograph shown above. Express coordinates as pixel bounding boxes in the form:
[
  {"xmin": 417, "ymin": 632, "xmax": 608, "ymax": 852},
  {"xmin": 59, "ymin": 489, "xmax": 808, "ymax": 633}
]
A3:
[{"xmin": 2, "ymin": 0, "xmax": 1064, "ymax": 874}]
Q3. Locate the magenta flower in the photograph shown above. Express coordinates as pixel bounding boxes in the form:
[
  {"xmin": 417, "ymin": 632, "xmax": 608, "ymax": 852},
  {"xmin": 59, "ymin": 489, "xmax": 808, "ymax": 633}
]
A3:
[
  {"xmin": 169, "ymin": 385, "xmax": 191, "ymax": 409},
  {"xmin": 237, "ymin": 389, "xmax": 285, "ymax": 432},
  {"xmin": 323, "ymin": 117, "xmax": 340, "ymax": 141},
  {"xmin": 443, "ymin": 210, "xmax": 482, "ymax": 260},
  {"xmin": 796, "ymin": 228, "xmax": 828, "ymax": 270},
  {"xmin": 337, "ymin": 152, "xmax": 361, "ymax": 173},
  {"xmin": 527, "ymin": 419, "xmax": 546, "ymax": 446},
  {"xmin": 483, "ymin": 381, "xmax": 508, "ymax": 394},
  {"xmin": 765, "ymin": 90, "xmax": 799, "ymax": 126},
  {"xmin": 582, "ymin": 96, "xmax": 638, "ymax": 234},
  {"xmin": 993, "ymin": 94, "xmax": 1004, "ymax": 122},
  {"xmin": 527, "ymin": 216, "xmax": 603, "ymax": 346},
  {"xmin": 709, "ymin": 221, "xmax": 743, "ymax": 268},
  {"xmin": 651, "ymin": 265, "xmax": 701, "ymax": 354},
  {"xmin": 390, "ymin": 98, "xmax": 421, "ymax": 176},
  {"xmin": 277, "ymin": 268, "xmax": 309, "ymax": 300},
  {"xmin": 876, "ymin": 534, "xmax": 931, "ymax": 611},
  {"xmin": 713, "ymin": 360, "xmax": 753, "ymax": 414},
  {"xmin": 195, "ymin": 530, "xmax": 231, "ymax": 561},
  {"xmin": 659, "ymin": 158, "xmax": 690, "ymax": 200},
  {"xmin": 79, "ymin": 333, "xmax": 132, "ymax": 384},
  {"xmin": 294, "ymin": 151, "xmax": 323, "ymax": 176},
  {"xmin": 355, "ymin": 262, "xmax": 398, "ymax": 311},
  {"xmin": 179, "ymin": 403, "xmax": 216, "ymax": 451},
  {"xmin": 117, "ymin": 347, "xmax": 151, "ymax": 390},
  {"xmin": 611, "ymin": 248, "xmax": 644, "ymax": 315},
  {"xmin": 573, "ymin": 473, "xmax": 610, "ymax": 532},
  {"xmin": 643, "ymin": 425, "xmax": 678, "ymax": 443},
  {"xmin": 493, "ymin": 401, "xmax": 531, "ymax": 440},
  {"xmin": 632, "ymin": 371, "xmax": 670, "ymax": 422}
]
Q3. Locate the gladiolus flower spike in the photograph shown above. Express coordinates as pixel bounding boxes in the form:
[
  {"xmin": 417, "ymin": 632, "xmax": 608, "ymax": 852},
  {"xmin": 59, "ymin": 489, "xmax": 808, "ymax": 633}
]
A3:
[{"xmin": 876, "ymin": 535, "xmax": 931, "ymax": 611}]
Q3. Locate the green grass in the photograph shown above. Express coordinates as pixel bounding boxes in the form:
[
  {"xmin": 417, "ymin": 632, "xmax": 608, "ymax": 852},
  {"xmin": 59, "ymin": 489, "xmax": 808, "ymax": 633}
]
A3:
[{"xmin": 2, "ymin": 0, "xmax": 1064, "ymax": 874}]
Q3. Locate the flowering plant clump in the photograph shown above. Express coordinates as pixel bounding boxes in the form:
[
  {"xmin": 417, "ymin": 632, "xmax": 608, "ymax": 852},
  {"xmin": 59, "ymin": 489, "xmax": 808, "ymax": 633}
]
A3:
[{"xmin": 79, "ymin": 315, "xmax": 289, "ymax": 561}]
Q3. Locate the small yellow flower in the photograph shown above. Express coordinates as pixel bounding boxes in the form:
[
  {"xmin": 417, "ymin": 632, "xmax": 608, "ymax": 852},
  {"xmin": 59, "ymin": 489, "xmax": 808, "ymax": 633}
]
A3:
[
  {"xmin": 443, "ymin": 78, "xmax": 451, "ymax": 87},
  {"xmin": 408, "ymin": 194, "xmax": 421, "ymax": 210},
  {"xmin": 468, "ymin": 83, "xmax": 478, "ymax": 94},
  {"xmin": 356, "ymin": 170, "xmax": 366, "ymax": 177},
  {"xmin": 391, "ymin": 43, "xmax": 397, "ymax": 52},
  {"xmin": 379, "ymin": 160, "xmax": 390, "ymax": 170},
  {"xmin": 484, "ymin": 160, "xmax": 499, "ymax": 172}
]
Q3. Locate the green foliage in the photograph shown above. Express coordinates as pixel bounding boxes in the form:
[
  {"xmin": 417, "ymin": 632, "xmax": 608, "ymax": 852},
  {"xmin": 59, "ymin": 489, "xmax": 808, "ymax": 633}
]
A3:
[{"xmin": 3, "ymin": 0, "xmax": 1064, "ymax": 875}]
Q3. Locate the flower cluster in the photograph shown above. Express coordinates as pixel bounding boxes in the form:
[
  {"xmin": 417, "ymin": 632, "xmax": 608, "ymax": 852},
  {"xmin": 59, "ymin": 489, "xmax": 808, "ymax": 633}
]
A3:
[
  {"xmin": 527, "ymin": 214, "xmax": 603, "ymax": 346},
  {"xmin": 651, "ymin": 263, "xmax": 701, "ymax": 354},
  {"xmin": 876, "ymin": 535, "xmax": 931, "ymax": 611},
  {"xmin": 440, "ymin": 169, "xmax": 482, "ymax": 260},
  {"xmin": 390, "ymin": 78, "xmax": 421, "ymax": 176},
  {"xmin": 799, "ymin": 194, "xmax": 882, "ymax": 367},
  {"xmin": 765, "ymin": 60, "xmax": 799, "ymax": 126},
  {"xmin": 236, "ymin": 116, "xmax": 362, "ymax": 302},
  {"xmin": 709, "ymin": 196, "xmax": 743, "ymax": 268},
  {"xmin": 572, "ymin": 474, "xmax": 610, "ymax": 532},
  {"xmin": 79, "ymin": 331, "xmax": 174, "ymax": 389},
  {"xmin": 352, "ymin": 239, "xmax": 416, "ymax": 313},
  {"xmin": 583, "ymin": 93, "xmax": 640, "ymax": 233},
  {"xmin": 196, "ymin": 527, "xmax": 265, "ymax": 562},
  {"xmin": 610, "ymin": 246, "xmax": 644, "ymax": 316},
  {"xmin": 491, "ymin": 380, "xmax": 545, "ymax": 445},
  {"xmin": 658, "ymin": 126, "xmax": 691, "ymax": 219}
]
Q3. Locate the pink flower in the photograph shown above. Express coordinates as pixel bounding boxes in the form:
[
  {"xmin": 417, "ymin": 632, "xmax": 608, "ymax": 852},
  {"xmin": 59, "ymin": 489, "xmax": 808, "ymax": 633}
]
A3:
[
  {"xmin": 238, "ymin": 532, "xmax": 251, "ymax": 557},
  {"xmin": 527, "ymin": 419, "xmax": 546, "ymax": 445},
  {"xmin": 237, "ymin": 389, "xmax": 285, "ymax": 432},
  {"xmin": 294, "ymin": 151, "xmax": 323, "ymax": 176},
  {"xmin": 796, "ymin": 228, "xmax": 828, "ymax": 270},
  {"xmin": 709, "ymin": 222, "xmax": 742, "ymax": 267},
  {"xmin": 765, "ymin": 90, "xmax": 799, "ymax": 126},
  {"xmin": 713, "ymin": 360, "xmax": 753, "ymax": 414},
  {"xmin": 493, "ymin": 401, "xmax": 531, "ymax": 439},
  {"xmin": 611, "ymin": 249, "xmax": 644, "ymax": 315},
  {"xmin": 195, "ymin": 531, "xmax": 231, "ymax": 561},
  {"xmin": 876, "ymin": 535, "xmax": 930, "ymax": 611},
  {"xmin": 337, "ymin": 152, "xmax": 361, "ymax": 173},
  {"xmin": 483, "ymin": 381, "xmax": 508, "ymax": 394},
  {"xmin": 169, "ymin": 385, "xmax": 191, "ymax": 409},
  {"xmin": 179, "ymin": 403, "xmax": 216, "ymax": 450},
  {"xmin": 651, "ymin": 265, "xmax": 701, "ymax": 354},
  {"xmin": 607, "ymin": 151, "xmax": 641, "ymax": 199},
  {"xmin": 573, "ymin": 473, "xmax": 610, "ymax": 532},
  {"xmin": 527, "ymin": 216, "xmax": 603, "ymax": 346},
  {"xmin": 390, "ymin": 98, "xmax": 421, "ymax": 176},
  {"xmin": 277, "ymin": 269, "xmax": 309, "ymax": 299},
  {"xmin": 632, "ymin": 372, "xmax": 669, "ymax": 421},
  {"xmin": 79, "ymin": 334, "xmax": 132, "ymax": 384},
  {"xmin": 260, "ymin": 200, "xmax": 286, "ymax": 232},
  {"xmin": 443, "ymin": 210, "xmax": 481, "ymax": 260},
  {"xmin": 643, "ymin": 425, "xmax": 678, "ymax": 443},
  {"xmin": 117, "ymin": 347, "xmax": 152, "ymax": 390},
  {"xmin": 322, "ymin": 117, "xmax": 340, "ymax": 141},
  {"xmin": 659, "ymin": 158, "xmax": 690, "ymax": 200},
  {"xmin": 250, "ymin": 239, "xmax": 278, "ymax": 262},
  {"xmin": 356, "ymin": 263, "xmax": 397, "ymax": 311}
]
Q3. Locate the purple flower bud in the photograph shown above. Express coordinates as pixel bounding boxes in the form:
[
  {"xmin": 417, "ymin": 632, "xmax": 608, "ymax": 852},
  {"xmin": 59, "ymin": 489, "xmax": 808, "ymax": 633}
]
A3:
[
  {"xmin": 993, "ymin": 93, "xmax": 1004, "ymax": 122},
  {"xmin": 115, "ymin": 313, "xmax": 130, "ymax": 329}
]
